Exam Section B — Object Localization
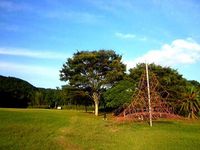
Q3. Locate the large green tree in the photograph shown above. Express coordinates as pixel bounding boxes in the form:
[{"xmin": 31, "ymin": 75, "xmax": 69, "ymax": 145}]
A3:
[
  {"xmin": 60, "ymin": 50, "xmax": 126, "ymax": 116},
  {"xmin": 129, "ymin": 63, "xmax": 189, "ymax": 114},
  {"xmin": 129, "ymin": 64, "xmax": 188, "ymax": 97}
]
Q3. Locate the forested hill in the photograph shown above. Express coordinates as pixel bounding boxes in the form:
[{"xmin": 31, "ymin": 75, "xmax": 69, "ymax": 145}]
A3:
[
  {"xmin": 0, "ymin": 75, "xmax": 73, "ymax": 109},
  {"xmin": 0, "ymin": 75, "xmax": 36, "ymax": 108}
]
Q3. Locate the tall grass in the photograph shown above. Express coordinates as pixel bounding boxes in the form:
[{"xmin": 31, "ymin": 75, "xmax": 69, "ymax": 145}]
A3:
[{"xmin": 0, "ymin": 108, "xmax": 200, "ymax": 150}]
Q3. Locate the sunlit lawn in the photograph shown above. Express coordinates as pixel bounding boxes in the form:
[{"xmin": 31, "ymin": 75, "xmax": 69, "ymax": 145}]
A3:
[{"xmin": 0, "ymin": 108, "xmax": 200, "ymax": 150}]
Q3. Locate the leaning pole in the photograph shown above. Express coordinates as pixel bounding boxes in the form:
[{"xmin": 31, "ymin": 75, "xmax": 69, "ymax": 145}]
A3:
[{"xmin": 146, "ymin": 63, "xmax": 152, "ymax": 127}]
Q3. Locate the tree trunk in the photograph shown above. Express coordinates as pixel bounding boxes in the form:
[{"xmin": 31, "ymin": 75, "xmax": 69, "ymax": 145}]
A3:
[{"xmin": 93, "ymin": 92, "xmax": 99, "ymax": 116}]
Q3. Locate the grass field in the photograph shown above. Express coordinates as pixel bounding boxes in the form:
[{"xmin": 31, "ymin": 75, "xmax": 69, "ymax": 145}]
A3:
[{"xmin": 0, "ymin": 108, "xmax": 200, "ymax": 150}]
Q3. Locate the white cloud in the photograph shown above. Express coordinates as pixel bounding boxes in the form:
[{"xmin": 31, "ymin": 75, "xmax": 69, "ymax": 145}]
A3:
[
  {"xmin": 125, "ymin": 39, "xmax": 200, "ymax": 69},
  {"xmin": 0, "ymin": 47, "xmax": 68, "ymax": 60},
  {"xmin": 115, "ymin": 32, "xmax": 136, "ymax": 39}
]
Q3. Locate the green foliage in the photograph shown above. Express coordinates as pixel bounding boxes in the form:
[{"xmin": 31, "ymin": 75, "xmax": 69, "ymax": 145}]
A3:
[
  {"xmin": 129, "ymin": 63, "xmax": 190, "ymax": 113},
  {"xmin": 0, "ymin": 75, "xmax": 75, "ymax": 108},
  {"xmin": 103, "ymin": 80, "xmax": 135, "ymax": 108},
  {"xmin": 0, "ymin": 74, "xmax": 94, "ymax": 109},
  {"xmin": 36, "ymin": 88, "xmax": 64, "ymax": 108},
  {"xmin": 60, "ymin": 50, "xmax": 126, "ymax": 115},
  {"xmin": 33, "ymin": 91, "xmax": 44, "ymax": 106},
  {"xmin": 62, "ymin": 85, "xmax": 92, "ymax": 105},
  {"xmin": 60, "ymin": 50, "xmax": 126, "ymax": 89},
  {"xmin": 179, "ymin": 86, "xmax": 200, "ymax": 119},
  {"xmin": 129, "ymin": 63, "xmax": 188, "ymax": 92},
  {"xmin": 188, "ymin": 80, "xmax": 200, "ymax": 88}
]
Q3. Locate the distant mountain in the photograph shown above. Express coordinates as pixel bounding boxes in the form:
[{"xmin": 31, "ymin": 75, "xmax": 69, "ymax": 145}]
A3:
[{"xmin": 0, "ymin": 75, "xmax": 37, "ymax": 108}]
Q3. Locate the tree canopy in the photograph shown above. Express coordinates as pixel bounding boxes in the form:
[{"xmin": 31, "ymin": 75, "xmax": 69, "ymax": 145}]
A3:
[
  {"xmin": 129, "ymin": 63, "xmax": 188, "ymax": 103},
  {"xmin": 60, "ymin": 50, "xmax": 126, "ymax": 115}
]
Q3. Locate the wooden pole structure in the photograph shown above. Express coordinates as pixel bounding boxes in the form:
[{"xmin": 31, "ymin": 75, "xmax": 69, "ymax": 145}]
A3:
[{"xmin": 146, "ymin": 63, "xmax": 152, "ymax": 127}]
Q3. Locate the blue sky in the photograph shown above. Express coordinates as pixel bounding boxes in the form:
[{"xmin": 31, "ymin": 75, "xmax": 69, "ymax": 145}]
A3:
[{"xmin": 0, "ymin": 0, "xmax": 200, "ymax": 88}]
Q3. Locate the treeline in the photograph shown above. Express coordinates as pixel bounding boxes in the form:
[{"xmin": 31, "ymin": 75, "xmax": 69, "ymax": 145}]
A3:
[
  {"xmin": 0, "ymin": 76, "xmax": 92, "ymax": 109},
  {"xmin": 59, "ymin": 50, "xmax": 200, "ymax": 118},
  {"xmin": 0, "ymin": 64, "xmax": 200, "ymax": 116},
  {"xmin": 31, "ymin": 86, "xmax": 92, "ymax": 110},
  {"xmin": 1, "ymin": 63, "xmax": 200, "ymax": 118}
]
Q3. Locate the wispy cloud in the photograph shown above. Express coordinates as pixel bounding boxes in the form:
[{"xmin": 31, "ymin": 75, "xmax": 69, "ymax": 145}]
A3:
[
  {"xmin": 125, "ymin": 38, "xmax": 200, "ymax": 69},
  {"xmin": 0, "ymin": 0, "xmax": 32, "ymax": 12},
  {"xmin": 0, "ymin": 47, "xmax": 68, "ymax": 60},
  {"xmin": 115, "ymin": 32, "xmax": 136, "ymax": 39},
  {"xmin": 115, "ymin": 32, "xmax": 149, "ymax": 41}
]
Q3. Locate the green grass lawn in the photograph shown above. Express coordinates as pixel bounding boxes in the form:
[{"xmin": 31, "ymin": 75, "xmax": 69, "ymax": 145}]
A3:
[{"xmin": 0, "ymin": 108, "xmax": 200, "ymax": 150}]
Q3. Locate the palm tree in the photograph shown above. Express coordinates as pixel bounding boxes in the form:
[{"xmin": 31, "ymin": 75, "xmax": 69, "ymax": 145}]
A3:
[{"xmin": 180, "ymin": 86, "xmax": 200, "ymax": 119}]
